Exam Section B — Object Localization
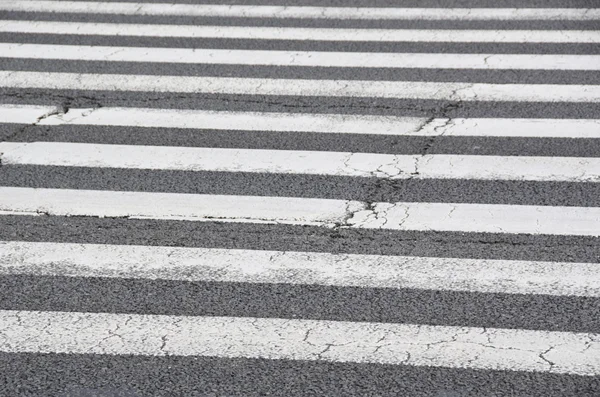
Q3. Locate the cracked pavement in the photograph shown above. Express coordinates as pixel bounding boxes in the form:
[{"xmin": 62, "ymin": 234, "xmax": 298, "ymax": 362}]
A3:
[
  {"xmin": 0, "ymin": 0, "xmax": 599, "ymax": 396},
  {"xmin": 0, "ymin": 310, "xmax": 598, "ymax": 375}
]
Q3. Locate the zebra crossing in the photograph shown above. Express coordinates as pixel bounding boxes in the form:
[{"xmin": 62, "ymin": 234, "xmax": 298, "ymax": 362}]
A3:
[{"xmin": 0, "ymin": 0, "xmax": 599, "ymax": 395}]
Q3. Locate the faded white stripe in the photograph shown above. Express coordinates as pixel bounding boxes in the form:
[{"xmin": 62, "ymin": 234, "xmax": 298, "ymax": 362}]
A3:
[
  {"xmin": 0, "ymin": 21, "xmax": 598, "ymax": 43},
  {"xmin": 3, "ymin": 44, "xmax": 599, "ymax": 71},
  {"xmin": 2, "ymin": 105, "xmax": 598, "ymax": 138},
  {"xmin": 1, "ymin": 2, "xmax": 598, "ymax": 21},
  {"xmin": 0, "ymin": 187, "xmax": 598, "ymax": 236},
  {"xmin": 0, "ymin": 310, "xmax": 598, "ymax": 375},
  {"xmin": 1, "ymin": 72, "xmax": 598, "ymax": 103},
  {"xmin": 1, "ymin": 142, "xmax": 599, "ymax": 182},
  {"xmin": 2, "ymin": 104, "xmax": 429, "ymax": 134},
  {"xmin": 2, "ymin": 241, "xmax": 598, "ymax": 297}
]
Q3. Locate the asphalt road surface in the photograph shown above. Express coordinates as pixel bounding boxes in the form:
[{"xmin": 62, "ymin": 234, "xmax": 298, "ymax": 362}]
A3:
[{"xmin": 0, "ymin": 0, "xmax": 599, "ymax": 396}]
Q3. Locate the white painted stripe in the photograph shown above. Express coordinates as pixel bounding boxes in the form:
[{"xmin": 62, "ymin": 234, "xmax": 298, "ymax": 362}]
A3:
[
  {"xmin": 1, "ymin": 21, "xmax": 598, "ymax": 43},
  {"xmin": 2, "ymin": 241, "xmax": 598, "ymax": 297},
  {"xmin": 0, "ymin": 187, "xmax": 598, "ymax": 236},
  {"xmin": 437, "ymin": 118, "xmax": 600, "ymax": 138},
  {"xmin": 2, "ymin": 105, "xmax": 430, "ymax": 135},
  {"xmin": 0, "ymin": 187, "xmax": 363, "ymax": 226},
  {"xmin": 3, "ymin": 105, "xmax": 598, "ymax": 138},
  {"xmin": 348, "ymin": 202, "xmax": 600, "ymax": 236},
  {"xmin": 0, "ymin": 310, "xmax": 598, "ymax": 374},
  {"xmin": 1, "ymin": 72, "xmax": 598, "ymax": 103},
  {"xmin": 0, "ymin": 104, "xmax": 60, "ymax": 124},
  {"xmin": 3, "ymin": 43, "xmax": 599, "ymax": 71},
  {"xmin": 1, "ymin": 2, "xmax": 598, "ymax": 21},
  {"xmin": 2, "ymin": 142, "xmax": 599, "ymax": 182}
]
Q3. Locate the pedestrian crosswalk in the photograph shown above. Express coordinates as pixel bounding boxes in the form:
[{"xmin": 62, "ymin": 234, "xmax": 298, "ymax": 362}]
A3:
[{"xmin": 0, "ymin": 0, "xmax": 599, "ymax": 395}]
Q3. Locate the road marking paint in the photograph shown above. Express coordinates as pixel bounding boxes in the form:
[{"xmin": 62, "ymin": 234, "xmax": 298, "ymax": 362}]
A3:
[
  {"xmin": 0, "ymin": 104, "xmax": 61, "ymax": 124},
  {"xmin": 0, "ymin": 187, "xmax": 598, "ymax": 236},
  {"xmin": 429, "ymin": 118, "xmax": 600, "ymax": 138},
  {"xmin": 3, "ymin": 104, "xmax": 429, "ymax": 134},
  {"xmin": 1, "ymin": 21, "xmax": 598, "ymax": 43},
  {"xmin": 0, "ymin": 309, "xmax": 598, "ymax": 374},
  {"xmin": 2, "ymin": 142, "xmax": 599, "ymax": 182},
  {"xmin": 347, "ymin": 202, "xmax": 600, "ymax": 236},
  {"xmin": 1, "ymin": 72, "xmax": 598, "ymax": 102},
  {"xmin": 1, "ymin": 2, "xmax": 597, "ymax": 21},
  {"xmin": 2, "ymin": 241, "xmax": 598, "ymax": 297},
  {"xmin": 3, "ymin": 44, "xmax": 599, "ymax": 71},
  {"xmin": 0, "ymin": 187, "xmax": 363, "ymax": 226},
  {"xmin": 3, "ymin": 105, "xmax": 599, "ymax": 138}
]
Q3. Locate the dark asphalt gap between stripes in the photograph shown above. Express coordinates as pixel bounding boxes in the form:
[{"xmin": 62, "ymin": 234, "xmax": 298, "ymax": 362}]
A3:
[
  {"xmin": 4, "ymin": 11, "xmax": 600, "ymax": 29},
  {"xmin": 6, "ymin": 125, "xmax": 600, "ymax": 157},
  {"xmin": 0, "ymin": 274, "xmax": 598, "ymax": 332},
  {"xmin": 2, "ymin": 352, "xmax": 598, "ymax": 397},
  {"xmin": 2, "ymin": 166, "xmax": 600, "ymax": 207},
  {"xmin": 3, "ymin": 33, "xmax": 599, "ymax": 54},
  {"xmin": 1, "ymin": 216, "xmax": 599, "ymax": 264},
  {"xmin": 2, "ymin": 90, "xmax": 600, "ymax": 119},
  {"xmin": 3, "ymin": 59, "xmax": 600, "ymax": 85}
]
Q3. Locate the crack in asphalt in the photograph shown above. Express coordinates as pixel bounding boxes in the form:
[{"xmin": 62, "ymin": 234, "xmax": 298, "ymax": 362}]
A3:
[
  {"xmin": 0, "ymin": 97, "xmax": 467, "ymax": 231},
  {"xmin": 0, "ymin": 105, "xmax": 69, "ymax": 146}
]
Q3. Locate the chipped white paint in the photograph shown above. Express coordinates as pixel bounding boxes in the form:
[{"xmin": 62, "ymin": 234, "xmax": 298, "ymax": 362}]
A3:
[
  {"xmin": 2, "ymin": 142, "xmax": 600, "ymax": 182},
  {"xmin": 3, "ymin": 105, "xmax": 599, "ymax": 138},
  {"xmin": 1, "ymin": 21, "xmax": 598, "ymax": 44},
  {"xmin": 0, "ymin": 142, "xmax": 423, "ymax": 179},
  {"xmin": 1, "ymin": 2, "xmax": 599, "ymax": 20},
  {"xmin": 428, "ymin": 118, "xmax": 600, "ymax": 138},
  {"xmin": 0, "ymin": 187, "xmax": 599, "ymax": 236},
  {"xmin": 2, "ymin": 241, "xmax": 599, "ymax": 297},
  {"xmin": 0, "ymin": 104, "xmax": 61, "ymax": 124},
  {"xmin": 0, "ymin": 187, "xmax": 364, "ymax": 226},
  {"xmin": 4, "ymin": 43, "xmax": 600, "ymax": 71},
  {"xmin": 1, "ymin": 72, "xmax": 599, "ymax": 103},
  {"xmin": 2, "ymin": 105, "xmax": 431, "ymax": 135},
  {"xmin": 347, "ymin": 202, "xmax": 600, "ymax": 236},
  {"xmin": 415, "ymin": 155, "xmax": 600, "ymax": 182},
  {"xmin": 0, "ymin": 310, "xmax": 598, "ymax": 375}
]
